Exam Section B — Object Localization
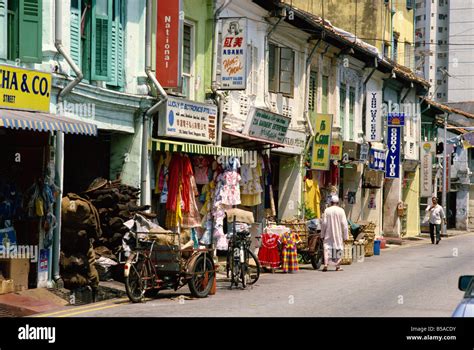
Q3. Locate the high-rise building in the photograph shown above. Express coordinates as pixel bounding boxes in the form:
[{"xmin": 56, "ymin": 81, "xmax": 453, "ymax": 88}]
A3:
[{"xmin": 415, "ymin": 0, "xmax": 474, "ymax": 102}]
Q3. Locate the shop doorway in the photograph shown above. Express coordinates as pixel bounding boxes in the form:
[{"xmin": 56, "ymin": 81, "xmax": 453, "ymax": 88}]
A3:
[{"xmin": 63, "ymin": 131, "xmax": 111, "ymax": 194}]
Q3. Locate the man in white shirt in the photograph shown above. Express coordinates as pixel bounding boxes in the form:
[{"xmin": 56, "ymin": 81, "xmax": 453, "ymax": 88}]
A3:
[
  {"xmin": 320, "ymin": 195, "xmax": 349, "ymax": 271},
  {"xmin": 425, "ymin": 196, "xmax": 446, "ymax": 244}
]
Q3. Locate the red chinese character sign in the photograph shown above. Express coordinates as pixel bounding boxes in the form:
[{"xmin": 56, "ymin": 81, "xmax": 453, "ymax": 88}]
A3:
[
  {"xmin": 220, "ymin": 18, "xmax": 247, "ymax": 90},
  {"xmin": 156, "ymin": 0, "xmax": 182, "ymax": 88}
]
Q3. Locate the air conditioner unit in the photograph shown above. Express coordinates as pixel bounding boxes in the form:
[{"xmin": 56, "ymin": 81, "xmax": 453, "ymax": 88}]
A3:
[{"xmin": 342, "ymin": 141, "xmax": 361, "ymax": 160}]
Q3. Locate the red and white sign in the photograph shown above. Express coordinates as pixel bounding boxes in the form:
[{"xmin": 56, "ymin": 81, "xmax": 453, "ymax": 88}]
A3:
[
  {"xmin": 156, "ymin": 0, "xmax": 181, "ymax": 88},
  {"xmin": 220, "ymin": 18, "xmax": 247, "ymax": 90}
]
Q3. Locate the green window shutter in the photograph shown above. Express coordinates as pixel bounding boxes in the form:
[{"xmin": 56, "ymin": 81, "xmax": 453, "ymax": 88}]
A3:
[
  {"xmin": 109, "ymin": 20, "xmax": 117, "ymax": 85},
  {"xmin": 19, "ymin": 0, "xmax": 42, "ymax": 63},
  {"xmin": 349, "ymin": 86, "xmax": 355, "ymax": 141},
  {"xmin": 0, "ymin": 0, "xmax": 7, "ymax": 59},
  {"xmin": 322, "ymin": 75, "xmax": 328, "ymax": 114},
  {"xmin": 91, "ymin": 0, "xmax": 112, "ymax": 81},
  {"xmin": 70, "ymin": 0, "xmax": 82, "ymax": 74},
  {"xmin": 116, "ymin": 19, "xmax": 124, "ymax": 87},
  {"xmin": 339, "ymin": 85, "xmax": 346, "ymax": 136},
  {"xmin": 108, "ymin": 0, "xmax": 124, "ymax": 87}
]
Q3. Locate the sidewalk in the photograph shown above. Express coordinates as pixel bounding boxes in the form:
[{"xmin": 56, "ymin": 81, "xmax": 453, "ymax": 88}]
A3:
[{"xmin": 385, "ymin": 228, "xmax": 472, "ymax": 247}]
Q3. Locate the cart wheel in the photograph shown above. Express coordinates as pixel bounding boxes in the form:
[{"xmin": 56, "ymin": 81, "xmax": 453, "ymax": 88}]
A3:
[
  {"xmin": 125, "ymin": 254, "xmax": 147, "ymax": 303},
  {"xmin": 188, "ymin": 254, "xmax": 215, "ymax": 298},
  {"xmin": 244, "ymin": 249, "xmax": 260, "ymax": 286},
  {"xmin": 311, "ymin": 247, "xmax": 324, "ymax": 270}
]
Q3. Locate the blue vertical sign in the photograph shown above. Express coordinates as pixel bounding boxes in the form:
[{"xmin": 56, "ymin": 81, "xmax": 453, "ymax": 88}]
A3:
[{"xmin": 386, "ymin": 126, "xmax": 401, "ymax": 178}]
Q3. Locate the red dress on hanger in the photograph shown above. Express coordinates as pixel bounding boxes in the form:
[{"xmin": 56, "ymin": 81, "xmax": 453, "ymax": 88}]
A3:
[{"xmin": 258, "ymin": 232, "xmax": 281, "ymax": 268}]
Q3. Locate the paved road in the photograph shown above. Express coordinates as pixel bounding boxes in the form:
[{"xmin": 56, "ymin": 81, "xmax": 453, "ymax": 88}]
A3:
[{"xmin": 38, "ymin": 233, "xmax": 474, "ymax": 317}]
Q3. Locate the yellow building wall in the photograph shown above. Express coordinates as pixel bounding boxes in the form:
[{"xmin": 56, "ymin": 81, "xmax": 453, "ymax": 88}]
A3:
[
  {"xmin": 403, "ymin": 168, "xmax": 421, "ymax": 237},
  {"xmin": 286, "ymin": 0, "xmax": 414, "ymax": 68}
]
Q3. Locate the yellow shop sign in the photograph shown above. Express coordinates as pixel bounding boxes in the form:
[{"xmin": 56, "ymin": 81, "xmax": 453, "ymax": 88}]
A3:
[
  {"xmin": 311, "ymin": 114, "xmax": 333, "ymax": 171},
  {"xmin": 0, "ymin": 65, "xmax": 51, "ymax": 113}
]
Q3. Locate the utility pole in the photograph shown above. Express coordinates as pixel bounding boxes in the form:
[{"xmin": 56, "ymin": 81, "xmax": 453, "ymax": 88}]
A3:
[{"xmin": 442, "ymin": 113, "xmax": 447, "ymax": 235}]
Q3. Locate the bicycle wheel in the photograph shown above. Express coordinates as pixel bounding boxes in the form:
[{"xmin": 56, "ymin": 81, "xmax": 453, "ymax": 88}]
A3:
[
  {"xmin": 188, "ymin": 254, "xmax": 215, "ymax": 298},
  {"xmin": 244, "ymin": 249, "xmax": 260, "ymax": 286},
  {"xmin": 125, "ymin": 253, "xmax": 148, "ymax": 303},
  {"xmin": 311, "ymin": 242, "xmax": 324, "ymax": 270}
]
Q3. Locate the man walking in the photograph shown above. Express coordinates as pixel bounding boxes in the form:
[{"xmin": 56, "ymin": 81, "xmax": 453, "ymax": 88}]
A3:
[
  {"xmin": 320, "ymin": 196, "xmax": 349, "ymax": 271},
  {"xmin": 426, "ymin": 196, "xmax": 446, "ymax": 244}
]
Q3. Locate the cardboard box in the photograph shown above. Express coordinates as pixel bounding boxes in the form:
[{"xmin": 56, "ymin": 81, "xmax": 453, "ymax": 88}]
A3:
[{"xmin": 0, "ymin": 259, "xmax": 30, "ymax": 291}]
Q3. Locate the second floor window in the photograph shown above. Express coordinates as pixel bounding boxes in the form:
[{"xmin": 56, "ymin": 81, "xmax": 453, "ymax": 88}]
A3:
[
  {"xmin": 0, "ymin": 0, "xmax": 43, "ymax": 63},
  {"xmin": 70, "ymin": 0, "xmax": 124, "ymax": 87},
  {"xmin": 268, "ymin": 43, "xmax": 295, "ymax": 97},
  {"xmin": 181, "ymin": 22, "xmax": 194, "ymax": 99}
]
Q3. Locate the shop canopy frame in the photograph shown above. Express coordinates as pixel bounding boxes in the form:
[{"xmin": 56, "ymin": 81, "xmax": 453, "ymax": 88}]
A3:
[
  {"xmin": 0, "ymin": 108, "xmax": 97, "ymax": 136},
  {"xmin": 152, "ymin": 138, "xmax": 245, "ymax": 157},
  {"xmin": 222, "ymin": 129, "xmax": 286, "ymax": 150}
]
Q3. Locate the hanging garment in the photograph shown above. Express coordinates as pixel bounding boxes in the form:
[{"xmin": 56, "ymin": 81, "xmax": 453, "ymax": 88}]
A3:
[
  {"xmin": 182, "ymin": 175, "xmax": 202, "ymax": 228},
  {"xmin": 305, "ymin": 178, "xmax": 321, "ymax": 218},
  {"xmin": 221, "ymin": 170, "xmax": 241, "ymax": 206},
  {"xmin": 193, "ymin": 156, "xmax": 211, "ymax": 185},
  {"xmin": 258, "ymin": 232, "xmax": 281, "ymax": 268},
  {"xmin": 154, "ymin": 154, "xmax": 164, "ymax": 194},
  {"xmin": 240, "ymin": 161, "xmax": 263, "ymax": 206},
  {"xmin": 280, "ymin": 231, "xmax": 299, "ymax": 272}
]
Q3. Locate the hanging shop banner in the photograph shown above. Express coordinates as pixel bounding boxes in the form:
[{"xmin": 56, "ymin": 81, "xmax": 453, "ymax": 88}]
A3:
[
  {"xmin": 311, "ymin": 114, "xmax": 333, "ymax": 170},
  {"xmin": 387, "ymin": 113, "xmax": 405, "ymax": 126},
  {"xmin": 274, "ymin": 129, "xmax": 306, "ymax": 155},
  {"xmin": 385, "ymin": 126, "xmax": 401, "ymax": 178},
  {"xmin": 156, "ymin": 0, "xmax": 182, "ymax": 88},
  {"xmin": 158, "ymin": 97, "xmax": 217, "ymax": 143},
  {"xmin": 463, "ymin": 132, "xmax": 474, "ymax": 148},
  {"xmin": 330, "ymin": 138, "xmax": 343, "ymax": 160},
  {"xmin": 365, "ymin": 91, "xmax": 382, "ymax": 141},
  {"xmin": 220, "ymin": 18, "xmax": 247, "ymax": 90},
  {"xmin": 446, "ymin": 154, "xmax": 451, "ymax": 193},
  {"xmin": 420, "ymin": 142, "xmax": 435, "ymax": 197},
  {"xmin": 244, "ymin": 107, "xmax": 290, "ymax": 143},
  {"xmin": 0, "ymin": 65, "xmax": 51, "ymax": 112},
  {"xmin": 368, "ymin": 148, "xmax": 386, "ymax": 172}
]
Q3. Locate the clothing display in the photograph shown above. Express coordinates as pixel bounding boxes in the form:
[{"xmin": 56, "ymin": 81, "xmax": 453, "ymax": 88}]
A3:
[
  {"xmin": 193, "ymin": 156, "xmax": 211, "ymax": 185},
  {"xmin": 280, "ymin": 231, "xmax": 299, "ymax": 272},
  {"xmin": 258, "ymin": 232, "xmax": 280, "ymax": 268},
  {"xmin": 240, "ymin": 158, "xmax": 263, "ymax": 206},
  {"xmin": 304, "ymin": 178, "xmax": 321, "ymax": 218}
]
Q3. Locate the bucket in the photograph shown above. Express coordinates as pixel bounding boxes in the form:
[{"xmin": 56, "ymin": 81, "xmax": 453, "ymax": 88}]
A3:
[{"xmin": 374, "ymin": 240, "xmax": 381, "ymax": 256}]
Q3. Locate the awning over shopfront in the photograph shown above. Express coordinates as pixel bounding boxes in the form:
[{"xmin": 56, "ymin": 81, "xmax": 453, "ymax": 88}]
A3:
[
  {"xmin": 222, "ymin": 129, "xmax": 286, "ymax": 149},
  {"xmin": 0, "ymin": 109, "xmax": 97, "ymax": 136},
  {"xmin": 152, "ymin": 138, "xmax": 245, "ymax": 157}
]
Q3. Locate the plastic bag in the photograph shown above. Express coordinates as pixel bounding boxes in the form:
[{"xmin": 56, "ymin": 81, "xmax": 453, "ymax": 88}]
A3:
[{"xmin": 35, "ymin": 196, "xmax": 44, "ymax": 217}]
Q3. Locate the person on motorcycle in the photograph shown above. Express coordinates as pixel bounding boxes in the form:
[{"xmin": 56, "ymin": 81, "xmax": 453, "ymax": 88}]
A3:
[{"xmin": 320, "ymin": 195, "xmax": 349, "ymax": 272}]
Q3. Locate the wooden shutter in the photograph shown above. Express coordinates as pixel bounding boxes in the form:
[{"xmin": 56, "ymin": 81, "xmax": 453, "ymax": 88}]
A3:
[
  {"xmin": 19, "ymin": 0, "xmax": 42, "ymax": 63},
  {"xmin": 0, "ymin": 0, "xmax": 7, "ymax": 59},
  {"xmin": 309, "ymin": 71, "xmax": 317, "ymax": 112},
  {"xmin": 70, "ymin": 0, "xmax": 82, "ymax": 73},
  {"xmin": 279, "ymin": 47, "xmax": 294, "ymax": 96},
  {"xmin": 91, "ymin": 0, "xmax": 112, "ymax": 81}
]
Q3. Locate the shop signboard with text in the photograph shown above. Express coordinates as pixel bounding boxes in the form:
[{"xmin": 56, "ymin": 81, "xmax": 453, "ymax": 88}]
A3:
[
  {"xmin": 311, "ymin": 114, "xmax": 333, "ymax": 171},
  {"xmin": 220, "ymin": 18, "xmax": 247, "ymax": 90},
  {"xmin": 0, "ymin": 65, "xmax": 51, "ymax": 112},
  {"xmin": 421, "ymin": 142, "xmax": 435, "ymax": 197},
  {"xmin": 365, "ymin": 91, "xmax": 382, "ymax": 141},
  {"xmin": 274, "ymin": 129, "xmax": 306, "ymax": 155},
  {"xmin": 244, "ymin": 107, "xmax": 290, "ymax": 143},
  {"xmin": 385, "ymin": 126, "xmax": 401, "ymax": 178},
  {"xmin": 368, "ymin": 148, "xmax": 386, "ymax": 172},
  {"xmin": 387, "ymin": 113, "xmax": 405, "ymax": 126},
  {"xmin": 156, "ymin": 0, "xmax": 182, "ymax": 88},
  {"xmin": 330, "ymin": 137, "xmax": 343, "ymax": 160},
  {"xmin": 158, "ymin": 97, "xmax": 217, "ymax": 143}
]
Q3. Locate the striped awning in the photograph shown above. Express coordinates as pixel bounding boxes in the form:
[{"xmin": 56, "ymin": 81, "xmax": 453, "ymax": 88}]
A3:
[
  {"xmin": 152, "ymin": 139, "xmax": 244, "ymax": 157},
  {"xmin": 0, "ymin": 109, "xmax": 97, "ymax": 136}
]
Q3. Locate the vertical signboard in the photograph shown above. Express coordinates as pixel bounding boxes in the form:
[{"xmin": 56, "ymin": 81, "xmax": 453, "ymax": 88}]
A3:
[
  {"xmin": 385, "ymin": 126, "xmax": 401, "ymax": 178},
  {"xmin": 420, "ymin": 142, "xmax": 434, "ymax": 197},
  {"xmin": 365, "ymin": 91, "xmax": 382, "ymax": 141},
  {"xmin": 156, "ymin": 0, "xmax": 181, "ymax": 88},
  {"xmin": 311, "ymin": 114, "xmax": 333, "ymax": 170},
  {"xmin": 220, "ymin": 18, "xmax": 247, "ymax": 90}
]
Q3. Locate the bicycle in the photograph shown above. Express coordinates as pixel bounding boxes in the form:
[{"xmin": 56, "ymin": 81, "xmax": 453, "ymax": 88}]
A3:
[{"xmin": 226, "ymin": 219, "xmax": 261, "ymax": 289}]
